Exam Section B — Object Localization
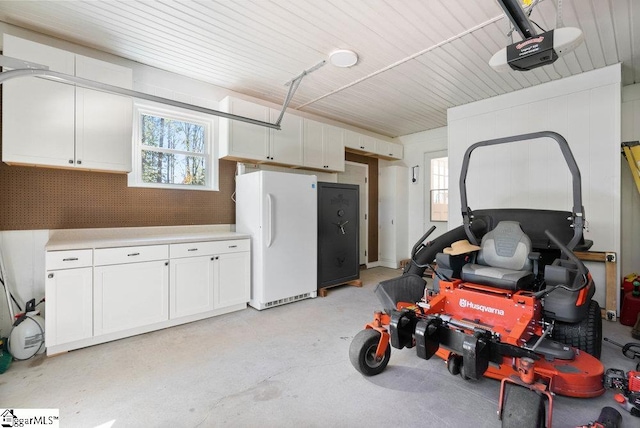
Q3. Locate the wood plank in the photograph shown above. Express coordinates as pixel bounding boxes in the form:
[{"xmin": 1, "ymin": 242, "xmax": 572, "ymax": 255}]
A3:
[
  {"xmin": 574, "ymin": 251, "xmax": 608, "ymax": 262},
  {"xmin": 575, "ymin": 251, "xmax": 618, "ymax": 319},
  {"xmin": 318, "ymin": 280, "xmax": 363, "ymax": 297},
  {"xmin": 605, "ymin": 253, "xmax": 618, "ymax": 319}
]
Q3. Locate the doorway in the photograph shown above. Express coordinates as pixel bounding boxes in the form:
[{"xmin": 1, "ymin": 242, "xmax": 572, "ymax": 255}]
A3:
[{"xmin": 338, "ymin": 161, "xmax": 369, "ymax": 265}]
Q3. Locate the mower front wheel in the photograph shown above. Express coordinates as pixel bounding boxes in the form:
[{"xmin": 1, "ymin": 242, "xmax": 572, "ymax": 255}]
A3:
[
  {"xmin": 501, "ymin": 384, "xmax": 545, "ymax": 428},
  {"xmin": 349, "ymin": 329, "xmax": 390, "ymax": 376}
]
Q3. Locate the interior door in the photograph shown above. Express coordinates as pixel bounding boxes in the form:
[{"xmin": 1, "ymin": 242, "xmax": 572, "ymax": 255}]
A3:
[{"xmin": 338, "ymin": 162, "xmax": 368, "ymax": 265}]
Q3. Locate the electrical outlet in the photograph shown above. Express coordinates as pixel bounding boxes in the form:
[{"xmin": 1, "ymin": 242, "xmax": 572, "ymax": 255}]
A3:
[{"xmin": 606, "ymin": 310, "xmax": 617, "ymax": 322}]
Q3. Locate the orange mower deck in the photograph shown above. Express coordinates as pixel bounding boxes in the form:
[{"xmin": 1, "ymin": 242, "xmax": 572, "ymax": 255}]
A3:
[{"xmin": 363, "ymin": 279, "xmax": 604, "ymax": 399}]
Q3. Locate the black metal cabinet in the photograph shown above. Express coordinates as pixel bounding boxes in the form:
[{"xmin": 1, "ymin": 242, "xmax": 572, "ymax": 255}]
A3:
[{"xmin": 317, "ymin": 182, "xmax": 359, "ymax": 289}]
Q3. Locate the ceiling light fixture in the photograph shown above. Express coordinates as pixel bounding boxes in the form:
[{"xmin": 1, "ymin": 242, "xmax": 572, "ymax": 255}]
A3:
[{"xmin": 329, "ymin": 49, "xmax": 358, "ymax": 68}]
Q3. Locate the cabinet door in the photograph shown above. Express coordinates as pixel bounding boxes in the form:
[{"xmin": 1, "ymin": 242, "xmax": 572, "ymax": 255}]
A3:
[
  {"xmin": 2, "ymin": 36, "xmax": 76, "ymax": 168},
  {"xmin": 75, "ymin": 55, "xmax": 133, "ymax": 172},
  {"xmin": 375, "ymin": 140, "xmax": 403, "ymax": 159},
  {"xmin": 323, "ymin": 125, "xmax": 345, "ymax": 171},
  {"xmin": 269, "ymin": 109, "xmax": 303, "ymax": 165},
  {"xmin": 361, "ymin": 136, "xmax": 377, "ymax": 152},
  {"xmin": 388, "ymin": 143, "xmax": 404, "ymax": 159},
  {"xmin": 2, "ymin": 77, "xmax": 75, "ymax": 168},
  {"xmin": 344, "ymin": 130, "xmax": 362, "ymax": 150},
  {"xmin": 76, "ymin": 89, "xmax": 133, "ymax": 172},
  {"xmin": 375, "ymin": 139, "xmax": 390, "ymax": 157},
  {"xmin": 220, "ymin": 97, "xmax": 270, "ymax": 161},
  {"xmin": 170, "ymin": 255, "xmax": 214, "ymax": 319},
  {"xmin": 215, "ymin": 252, "xmax": 250, "ymax": 309},
  {"xmin": 303, "ymin": 119, "xmax": 325, "ymax": 169},
  {"xmin": 94, "ymin": 260, "xmax": 169, "ymax": 336},
  {"xmin": 45, "ymin": 267, "xmax": 93, "ymax": 347}
]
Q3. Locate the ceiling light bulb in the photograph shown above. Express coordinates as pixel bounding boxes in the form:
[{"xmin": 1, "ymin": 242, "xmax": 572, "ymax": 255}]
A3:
[{"xmin": 329, "ymin": 49, "xmax": 358, "ymax": 68}]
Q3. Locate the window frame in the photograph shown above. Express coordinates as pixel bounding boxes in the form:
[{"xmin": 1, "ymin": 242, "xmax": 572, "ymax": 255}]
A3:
[
  {"xmin": 429, "ymin": 156, "xmax": 448, "ymax": 222},
  {"xmin": 128, "ymin": 100, "xmax": 218, "ymax": 191}
]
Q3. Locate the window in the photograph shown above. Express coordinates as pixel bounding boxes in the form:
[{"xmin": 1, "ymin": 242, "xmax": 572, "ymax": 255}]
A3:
[
  {"xmin": 430, "ymin": 156, "xmax": 448, "ymax": 221},
  {"xmin": 129, "ymin": 102, "xmax": 217, "ymax": 190}
]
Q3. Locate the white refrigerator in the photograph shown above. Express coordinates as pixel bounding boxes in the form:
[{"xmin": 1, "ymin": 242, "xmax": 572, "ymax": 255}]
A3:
[{"xmin": 236, "ymin": 170, "xmax": 318, "ymax": 310}]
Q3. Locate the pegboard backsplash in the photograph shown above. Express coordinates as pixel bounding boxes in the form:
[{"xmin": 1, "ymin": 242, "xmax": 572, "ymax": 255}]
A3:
[{"xmin": 0, "ymin": 155, "xmax": 237, "ymax": 231}]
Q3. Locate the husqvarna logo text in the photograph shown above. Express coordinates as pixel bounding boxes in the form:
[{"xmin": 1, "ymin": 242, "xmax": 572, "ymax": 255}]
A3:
[{"xmin": 459, "ymin": 298, "xmax": 505, "ymax": 316}]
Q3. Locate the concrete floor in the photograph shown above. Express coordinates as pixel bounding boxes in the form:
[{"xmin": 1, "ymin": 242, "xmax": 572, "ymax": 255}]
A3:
[{"xmin": 1, "ymin": 267, "xmax": 638, "ymax": 427}]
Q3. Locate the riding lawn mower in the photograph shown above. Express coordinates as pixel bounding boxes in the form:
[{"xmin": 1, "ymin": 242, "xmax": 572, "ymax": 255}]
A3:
[{"xmin": 349, "ymin": 132, "xmax": 604, "ymax": 427}]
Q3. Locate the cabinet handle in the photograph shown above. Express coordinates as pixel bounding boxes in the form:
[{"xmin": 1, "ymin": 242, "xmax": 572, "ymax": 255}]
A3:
[
  {"xmin": 77, "ymin": 160, "xmax": 82, "ymax": 165},
  {"xmin": 62, "ymin": 257, "xmax": 79, "ymax": 262},
  {"xmin": 165, "ymin": 261, "xmax": 169, "ymax": 266},
  {"xmin": 187, "ymin": 248, "xmax": 198, "ymax": 252},
  {"xmin": 48, "ymin": 273, "xmax": 54, "ymax": 279},
  {"xmin": 68, "ymin": 159, "xmax": 74, "ymax": 164},
  {"xmin": 228, "ymin": 245, "xmax": 237, "ymax": 248},
  {"xmin": 127, "ymin": 252, "xmax": 140, "ymax": 257}
]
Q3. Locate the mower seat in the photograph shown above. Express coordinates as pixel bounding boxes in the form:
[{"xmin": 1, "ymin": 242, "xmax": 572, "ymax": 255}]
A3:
[{"xmin": 461, "ymin": 221, "xmax": 535, "ymax": 291}]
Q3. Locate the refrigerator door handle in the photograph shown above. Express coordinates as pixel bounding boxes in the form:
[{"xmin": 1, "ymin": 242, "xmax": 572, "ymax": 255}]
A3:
[{"xmin": 266, "ymin": 193, "xmax": 274, "ymax": 248}]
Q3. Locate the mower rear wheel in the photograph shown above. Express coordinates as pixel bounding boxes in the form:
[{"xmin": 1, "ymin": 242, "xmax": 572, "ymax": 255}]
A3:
[
  {"xmin": 501, "ymin": 384, "xmax": 545, "ymax": 428},
  {"xmin": 552, "ymin": 299, "xmax": 602, "ymax": 359},
  {"xmin": 349, "ymin": 329, "xmax": 390, "ymax": 376}
]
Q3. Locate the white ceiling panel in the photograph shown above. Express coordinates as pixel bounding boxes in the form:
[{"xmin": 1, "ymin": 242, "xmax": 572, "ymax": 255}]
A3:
[{"xmin": 0, "ymin": 0, "xmax": 638, "ymax": 137}]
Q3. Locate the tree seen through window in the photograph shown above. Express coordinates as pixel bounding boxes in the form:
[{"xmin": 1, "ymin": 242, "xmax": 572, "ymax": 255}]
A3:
[{"xmin": 140, "ymin": 114, "xmax": 207, "ymax": 186}]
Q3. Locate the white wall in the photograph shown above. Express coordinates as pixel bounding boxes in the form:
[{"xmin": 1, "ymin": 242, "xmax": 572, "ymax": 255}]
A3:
[
  {"xmin": 395, "ymin": 127, "xmax": 448, "ymax": 255},
  {"xmin": 0, "ymin": 231, "xmax": 49, "ymax": 336},
  {"xmin": 447, "ymin": 64, "xmax": 622, "ymax": 308},
  {"xmin": 621, "ymin": 83, "xmax": 640, "ymax": 278}
]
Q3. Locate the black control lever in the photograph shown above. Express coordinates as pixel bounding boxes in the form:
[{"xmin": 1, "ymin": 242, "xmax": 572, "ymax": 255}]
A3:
[
  {"xmin": 411, "ymin": 226, "xmax": 436, "ymax": 259},
  {"xmin": 532, "ymin": 229, "xmax": 589, "ymax": 299}
]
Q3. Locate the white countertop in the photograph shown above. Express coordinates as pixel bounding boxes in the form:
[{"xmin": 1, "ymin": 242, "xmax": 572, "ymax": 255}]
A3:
[{"xmin": 46, "ymin": 225, "xmax": 250, "ymax": 251}]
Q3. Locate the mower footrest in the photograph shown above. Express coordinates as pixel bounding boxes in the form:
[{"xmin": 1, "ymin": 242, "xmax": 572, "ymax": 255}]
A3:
[
  {"xmin": 390, "ymin": 310, "xmax": 417, "ymax": 349},
  {"xmin": 462, "ymin": 334, "xmax": 490, "ymax": 380},
  {"xmin": 415, "ymin": 316, "xmax": 442, "ymax": 360}
]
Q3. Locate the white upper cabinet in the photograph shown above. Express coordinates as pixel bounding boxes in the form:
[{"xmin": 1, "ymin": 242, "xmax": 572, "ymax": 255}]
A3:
[
  {"xmin": 374, "ymin": 139, "xmax": 404, "ymax": 160},
  {"xmin": 344, "ymin": 130, "xmax": 402, "ymax": 160},
  {"xmin": 2, "ymin": 35, "xmax": 76, "ymax": 168},
  {"xmin": 75, "ymin": 55, "xmax": 133, "ymax": 172},
  {"xmin": 219, "ymin": 96, "xmax": 270, "ymax": 161},
  {"xmin": 302, "ymin": 119, "xmax": 324, "ymax": 169},
  {"xmin": 219, "ymin": 96, "xmax": 400, "ymax": 169},
  {"xmin": 269, "ymin": 108, "xmax": 303, "ymax": 166},
  {"xmin": 320, "ymin": 124, "xmax": 345, "ymax": 171},
  {"xmin": 344, "ymin": 131, "xmax": 375, "ymax": 152},
  {"xmin": 219, "ymin": 96, "xmax": 302, "ymax": 166},
  {"xmin": 302, "ymin": 120, "xmax": 344, "ymax": 172},
  {"xmin": 2, "ymin": 35, "xmax": 133, "ymax": 173}
]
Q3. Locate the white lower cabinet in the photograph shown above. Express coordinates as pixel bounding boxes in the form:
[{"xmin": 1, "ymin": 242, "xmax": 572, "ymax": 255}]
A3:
[
  {"xmin": 45, "ymin": 266, "xmax": 93, "ymax": 347},
  {"xmin": 94, "ymin": 259, "xmax": 169, "ymax": 336},
  {"xmin": 170, "ymin": 255, "xmax": 215, "ymax": 319},
  {"xmin": 170, "ymin": 240, "xmax": 251, "ymax": 317},
  {"xmin": 215, "ymin": 251, "xmax": 251, "ymax": 309},
  {"xmin": 45, "ymin": 236, "xmax": 250, "ymax": 355}
]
